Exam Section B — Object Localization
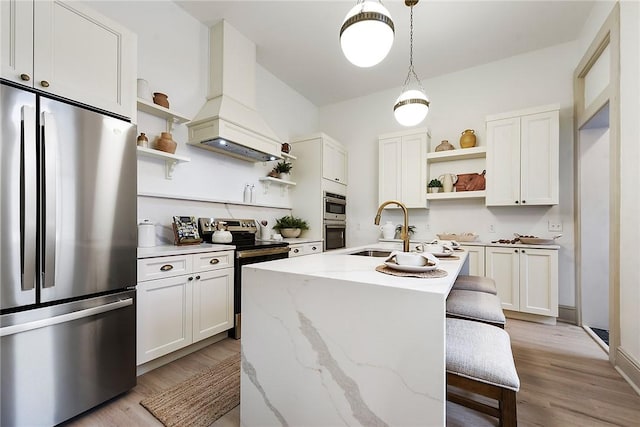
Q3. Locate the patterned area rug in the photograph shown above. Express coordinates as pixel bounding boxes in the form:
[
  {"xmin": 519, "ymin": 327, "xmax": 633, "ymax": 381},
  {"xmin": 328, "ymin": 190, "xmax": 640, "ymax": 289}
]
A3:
[{"xmin": 140, "ymin": 353, "xmax": 240, "ymax": 427}]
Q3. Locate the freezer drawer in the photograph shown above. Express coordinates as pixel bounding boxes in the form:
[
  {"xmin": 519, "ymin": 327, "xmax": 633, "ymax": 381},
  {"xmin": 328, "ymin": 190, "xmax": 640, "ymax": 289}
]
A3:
[{"xmin": 0, "ymin": 290, "xmax": 136, "ymax": 426}]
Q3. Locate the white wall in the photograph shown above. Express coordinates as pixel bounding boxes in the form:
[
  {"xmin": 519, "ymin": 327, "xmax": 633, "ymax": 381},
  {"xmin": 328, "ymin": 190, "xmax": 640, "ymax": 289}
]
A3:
[
  {"xmin": 319, "ymin": 41, "xmax": 580, "ymax": 307},
  {"xmin": 84, "ymin": 1, "xmax": 320, "ymax": 233},
  {"xmin": 618, "ymin": 0, "xmax": 640, "ymax": 380}
]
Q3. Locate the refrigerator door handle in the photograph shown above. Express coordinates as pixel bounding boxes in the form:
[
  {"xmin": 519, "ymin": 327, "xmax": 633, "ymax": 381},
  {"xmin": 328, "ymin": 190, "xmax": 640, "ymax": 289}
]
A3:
[
  {"xmin": 21, "ymin": 106, "xmax": 37, "ymax": 291},
  {"xmin": 0, "ymin": 298, "xmax": 133, "ymax": 337},
  {"xmin": 42, "ymin": 111, "xmax": 57, "ymax": 288}
]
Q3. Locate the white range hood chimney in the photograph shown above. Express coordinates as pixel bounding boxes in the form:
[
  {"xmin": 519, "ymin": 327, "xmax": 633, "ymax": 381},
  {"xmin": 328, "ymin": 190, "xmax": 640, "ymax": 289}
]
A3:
[{"xmin": 187, "ymin": 20, "xmax": 283, "ymax": 162}]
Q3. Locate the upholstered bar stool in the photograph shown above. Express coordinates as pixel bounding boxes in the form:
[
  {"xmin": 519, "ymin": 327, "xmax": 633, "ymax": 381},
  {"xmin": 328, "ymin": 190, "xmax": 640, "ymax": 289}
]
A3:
[
  {"xmin": 446, "ymin": 289, "xmax": 506, "ymax": 328},
  {"xmin": 446, "ymin": 317, "xmax": 520, "ymax": 426},
  {"xmin": 452, "ymin": 275, "xmax": 498, "ymax": 295}
]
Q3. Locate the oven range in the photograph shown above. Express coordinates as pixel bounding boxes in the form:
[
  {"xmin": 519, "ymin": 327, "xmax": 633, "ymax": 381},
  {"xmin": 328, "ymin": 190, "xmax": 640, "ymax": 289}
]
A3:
[{"xmin": 198, "ymin": 218, "xmax": 289, "ymax": 339}]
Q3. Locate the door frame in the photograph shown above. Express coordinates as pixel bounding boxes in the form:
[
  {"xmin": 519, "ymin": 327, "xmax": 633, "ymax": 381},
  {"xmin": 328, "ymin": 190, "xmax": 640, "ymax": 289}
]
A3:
[{"xmin": 573, "ymin": 3, "xmax": 620, "ymax": 363}]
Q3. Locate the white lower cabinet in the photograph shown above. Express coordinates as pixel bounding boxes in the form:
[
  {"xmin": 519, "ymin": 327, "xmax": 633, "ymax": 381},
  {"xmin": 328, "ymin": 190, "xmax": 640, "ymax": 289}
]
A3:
[
  {"xmin": 289, "ymin": 241, "xmax": 322, "ymax": 257},
  {"xmin": 485, "ymin": 246, "xmax": 558, "ymax": 317},
  {"xmin": 136, "ymin": 250, "xmax": 234, "ymax": 365},
  {"xmin": 460, "ymin": 245, "xmax": 485, "ymax": 276}
]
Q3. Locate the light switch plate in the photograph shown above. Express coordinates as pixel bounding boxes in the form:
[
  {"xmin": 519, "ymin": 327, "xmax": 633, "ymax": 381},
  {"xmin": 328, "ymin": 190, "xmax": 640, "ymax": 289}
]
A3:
[{"xmin": 548, "ymin": 220, "xmax": 563, "ymax": 232}]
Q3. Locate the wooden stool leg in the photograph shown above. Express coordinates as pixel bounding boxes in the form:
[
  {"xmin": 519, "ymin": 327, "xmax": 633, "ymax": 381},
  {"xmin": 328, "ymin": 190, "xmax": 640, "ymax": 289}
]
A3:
[{"xmin": 499, "ymin": 389, "xmax": 517, "ymax": 427}]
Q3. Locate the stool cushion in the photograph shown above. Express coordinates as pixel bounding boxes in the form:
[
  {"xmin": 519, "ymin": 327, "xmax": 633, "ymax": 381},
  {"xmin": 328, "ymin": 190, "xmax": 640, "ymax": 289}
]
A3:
[
  {"xmin": 452, "ymin": 275, "xmax": 498, "ymax": 294},
  {"xmin": 446, "ymin": 317, "xmax": 520, "ymax": 391},
  {"xmin": 446, "ymin": 290, "xmax": 506, "ymax": 326}
]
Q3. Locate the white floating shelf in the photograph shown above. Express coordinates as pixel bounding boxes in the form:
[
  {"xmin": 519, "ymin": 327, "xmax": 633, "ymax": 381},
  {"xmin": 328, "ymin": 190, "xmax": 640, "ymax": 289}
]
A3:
[
  {"xmin": 281, "ymin": 152, "xmax": 297, "ymax": 160},
  {"xmin": 259, "ymin": 176, "xmax": 297, "ymax": 195},
  {"xmin": 137, "ymin": 98, "xmax": 191, "ymax": 132},
  {"xmin": 136, "ymin": 146, "xmax": 190, "ymax": 180},
  {"xmin": 426, "ymin": 190, "xmax": 486, "ymax": 200},
  {"xmin": 427, "ymin": 147, "xmax": 486, "ymax": 163}
]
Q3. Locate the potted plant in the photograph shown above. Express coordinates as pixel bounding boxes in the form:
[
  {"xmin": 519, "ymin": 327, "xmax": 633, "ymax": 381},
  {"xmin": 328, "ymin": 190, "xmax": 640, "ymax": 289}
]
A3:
[
  {"xmin": 395, "ymin": 225, "xmax": 416, "ymax": 239},
  {"xmin": 273, "ymin": 215, "xmax": 309, "ymax": 238},
  {"xmin": 270, "ymin": 160, "xmax": 293, "ymax": 179},
  {"xmin": 428, "ymin": 178, "xmax": 443, "ymax": 193}
]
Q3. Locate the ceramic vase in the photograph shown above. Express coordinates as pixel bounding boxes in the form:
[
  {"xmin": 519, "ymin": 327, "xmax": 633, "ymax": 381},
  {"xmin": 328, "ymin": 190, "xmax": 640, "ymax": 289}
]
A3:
[
  {"xmin": 153, "ymin": 92, "xmax": 170, "ymax": 108},
  {"xmin": 156, "ymin": 132, "xmax": 177, "ymax": 154},
  {"xmin": 459, "ymin": 129, "xmax": 477, "ymax": 148}
]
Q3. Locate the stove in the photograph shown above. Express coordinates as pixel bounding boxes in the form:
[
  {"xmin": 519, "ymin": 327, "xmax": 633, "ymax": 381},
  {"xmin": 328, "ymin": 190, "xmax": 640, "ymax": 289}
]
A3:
[{"xmin": 199, "ymin": 218, "xmax": 290, "ymax": 339}]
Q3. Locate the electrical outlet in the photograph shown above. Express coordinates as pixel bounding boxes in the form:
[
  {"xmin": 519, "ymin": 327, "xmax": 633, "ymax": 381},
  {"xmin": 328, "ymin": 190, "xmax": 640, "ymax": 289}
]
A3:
[
  {"xmin": 488, "ymin": 224, "xmax": 495, "ymax": 233},
  {"xmin": 548, "ymin": 221, "xmax": 562, "ymax": 232},
  {"xmin": 425, "ymin": 223, "xmax": 430, "ymax": 231}
]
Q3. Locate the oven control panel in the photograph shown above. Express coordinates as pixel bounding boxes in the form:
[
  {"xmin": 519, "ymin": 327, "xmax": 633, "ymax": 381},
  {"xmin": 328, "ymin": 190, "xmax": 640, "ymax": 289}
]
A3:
[{"xmin": 214, "ymin": 218, "xmax": 257, "ymax": 233}]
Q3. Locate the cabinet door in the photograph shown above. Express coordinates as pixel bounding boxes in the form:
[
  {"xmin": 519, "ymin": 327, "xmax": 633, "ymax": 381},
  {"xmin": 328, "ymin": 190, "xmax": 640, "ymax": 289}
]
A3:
[
  {"xmin": 460, "ymin": 245, "xmax": 485, "ymax": 276},
  {"xmin": 519, "ymin": 248, "xmax": 558, "ymax": 316},
  {"xmin": 378, "ymin": 137, "xmax": 401, "ymax": 204},
  {"xmin": 520, "ymin": 111, "xmax": 559, "ymax": 205},
  {"xmin": 0, "ymin": 0, "xmax": 34, "ymax": 85},
  {"xmin": 485, "ymin": 247, "xmax": 520, "ymax": 311},
  {"xmin": 486, "ymin": 117, "xmax": 521, "ymax": 206},
  {"xmin": 400, "ymin": 133, "xmax": 427, "ymax": 208},
  {"xmin": 322, "ymin": 138, "xmax": 347, "ymax": 185},
  {"xmin": 33, "ymin": 0, "xmax": 135, "ymax": 117},
  {"xmin": 192, "ymin": 268, "xmax": 234, "ymax": 342},
  {"xmin": 137, "ymin": 275, "xmax": 193, "ymax": 365}
]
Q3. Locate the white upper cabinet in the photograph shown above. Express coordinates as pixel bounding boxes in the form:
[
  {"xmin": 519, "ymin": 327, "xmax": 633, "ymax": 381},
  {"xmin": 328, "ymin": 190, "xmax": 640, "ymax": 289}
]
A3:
[
  {"xmin": 322, "ymin": 137, "xmax": 348, "ymax": 186},
  {"xmin": 378, "ymin": 129, "xmax": 429, "ymax": 208},
  {"xmin": 486, "ymin": 105, "xmax": 559, "ymax": 206},
  {"xmin": 1, "ymin": 0, "xmax": 136, "ymax": 118}
]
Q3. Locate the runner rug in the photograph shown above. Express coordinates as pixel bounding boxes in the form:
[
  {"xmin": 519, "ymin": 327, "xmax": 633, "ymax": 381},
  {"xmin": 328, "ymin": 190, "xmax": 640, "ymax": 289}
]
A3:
[{"xmin": 140, "ymin": 353, "xmax": 240, "ymax": 427}]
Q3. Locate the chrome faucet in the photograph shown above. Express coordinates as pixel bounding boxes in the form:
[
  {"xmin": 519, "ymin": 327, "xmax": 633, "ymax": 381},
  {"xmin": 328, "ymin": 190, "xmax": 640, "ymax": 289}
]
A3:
[{"xmin": 374, "ymin": 200, "xmax": 410, "ymax": 252}]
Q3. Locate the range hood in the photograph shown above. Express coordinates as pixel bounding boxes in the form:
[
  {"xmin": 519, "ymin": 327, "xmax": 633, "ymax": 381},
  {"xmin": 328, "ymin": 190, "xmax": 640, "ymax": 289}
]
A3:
[{"xmin": 187, "ymin": 21, "xmax": 283, "ymax": 162}]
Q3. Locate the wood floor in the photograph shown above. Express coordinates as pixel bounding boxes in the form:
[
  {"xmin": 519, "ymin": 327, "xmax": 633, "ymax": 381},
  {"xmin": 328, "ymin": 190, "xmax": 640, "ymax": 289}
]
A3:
[{"xmin": 63, "ymin": 319, "xmax": 640, "ymax": 427}]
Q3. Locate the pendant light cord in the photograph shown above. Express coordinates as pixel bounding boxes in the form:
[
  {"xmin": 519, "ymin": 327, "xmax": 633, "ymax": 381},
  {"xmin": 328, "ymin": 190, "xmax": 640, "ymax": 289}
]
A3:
[{"xmin": 401, "ymin": 3, "xmax": 425, "ymax": 92}]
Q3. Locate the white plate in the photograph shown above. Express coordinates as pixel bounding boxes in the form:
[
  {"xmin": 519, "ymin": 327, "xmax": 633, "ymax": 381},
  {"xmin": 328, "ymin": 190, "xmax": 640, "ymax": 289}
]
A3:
[
  {"xmin": 427, "ymin": 251, "xmax": 453, "ymax": 257},
  {"xmin": 384, "ymin": 261, "xmax": 438, "ymax": 272}
]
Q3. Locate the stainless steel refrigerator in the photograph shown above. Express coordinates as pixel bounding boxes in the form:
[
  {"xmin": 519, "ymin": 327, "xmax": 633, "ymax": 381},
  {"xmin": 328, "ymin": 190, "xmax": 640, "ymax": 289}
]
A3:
[{"xmin": 0, "ymin": 81, "xmax": 138, "ymax": 426}]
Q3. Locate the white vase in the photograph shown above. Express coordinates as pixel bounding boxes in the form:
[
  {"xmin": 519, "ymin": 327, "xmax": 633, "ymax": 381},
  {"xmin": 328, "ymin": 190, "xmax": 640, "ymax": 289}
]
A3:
[{"xmin": 380, "ymin": 221, "xmax": 395, "ymax": 239}]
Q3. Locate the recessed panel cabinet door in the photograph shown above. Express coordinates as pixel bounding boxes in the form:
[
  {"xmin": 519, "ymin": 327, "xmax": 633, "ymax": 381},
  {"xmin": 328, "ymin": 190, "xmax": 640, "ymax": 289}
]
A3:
[
  {"xmin": 486, "ymin": 117, "xmax": 521, "ymax": 206},
  {"xmin": 460, "ymin": 246, "xmax": 485, "ymax": 276},
  {"xmin": 485, "ymin": 247, "xmax": 520, "ymax": 311},
  {"xmin": 378, "ymin": 137, "xmax": 402, "ymax": 204},
  {"xmin": 0, "ymin": 0, "xmax": 34, "ymax": 86},
  {"xmin": 192, "ymin": 269, "xmax": 234, "ymax": 342},
  {"xmin": 519, "ymin": 248, "xmax": 558, "ymax": 316},
  {"xmin": 400, "ymin": 133, "xmax": 428, "ymax": 208},
  {"xmin": 520, "ymin": 111, "xmax": 559, "ymax": 205},
  {"xmin": 33, "ymin": 0, "xmax": 135, "ymax": 117},
  {"xmin": 137, "ymin": 276, "xmax": 193, "ymax": 365}
]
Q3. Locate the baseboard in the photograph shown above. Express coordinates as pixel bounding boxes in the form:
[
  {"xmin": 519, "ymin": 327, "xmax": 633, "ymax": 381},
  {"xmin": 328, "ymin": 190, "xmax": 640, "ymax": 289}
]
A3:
[
  {"xmin": 504, "ymin": 310, "xmax": 556, "ymax": 325},
  {"xmin": 557, "ymin": 305, "xmax": 577, "ymax": 324},
  {"xmin": 615, "ymin": 347, "xmax": 640, "ymax": 396},
  {"xmin": 136, "ymin": 331, "xmax": 230, "ymax": 376}
]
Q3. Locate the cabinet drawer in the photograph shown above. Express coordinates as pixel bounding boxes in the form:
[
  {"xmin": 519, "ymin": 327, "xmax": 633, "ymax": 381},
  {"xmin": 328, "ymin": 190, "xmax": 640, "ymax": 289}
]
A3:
[
  {"xmin": 193, "ymin": 251, "xmax": 234, "ymax": 272},
  {"xmin": 305, "ymin": 242, "xmax": 322, "ymax": 255},
  {"xmin": 289, "ymin": 244, "xmax": 305, "ymax": 257},
  {"xmin": 137, "ymin": 255, "xmax": 192, "ymax": 282}
]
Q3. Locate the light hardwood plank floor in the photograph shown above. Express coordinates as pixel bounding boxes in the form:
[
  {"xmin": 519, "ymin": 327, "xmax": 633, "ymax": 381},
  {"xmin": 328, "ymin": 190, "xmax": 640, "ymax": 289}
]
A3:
[{"xmin": 64, "ymin": 319, "xmax": 640, "ymax": 426}]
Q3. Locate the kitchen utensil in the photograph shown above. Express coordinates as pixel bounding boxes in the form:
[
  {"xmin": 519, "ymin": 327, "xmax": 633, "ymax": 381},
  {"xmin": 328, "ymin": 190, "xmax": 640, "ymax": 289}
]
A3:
[
  {"xmin": 383, "ymin": 251, "xmax": 439, "ymax": 272},
  {"xmin": 514, "ymin": 233, "xmax": 562, "ymax": 245},
  {"xmin": 421, "ymin": 243, "xmax": 454, "ymax": 257},
  {"xmin": 212, "ymin": 221, "xmax": 233, "ymax": 243}
]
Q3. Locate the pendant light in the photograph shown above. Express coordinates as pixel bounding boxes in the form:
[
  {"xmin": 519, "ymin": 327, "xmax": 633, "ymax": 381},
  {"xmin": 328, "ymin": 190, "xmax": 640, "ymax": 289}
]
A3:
[
  {"xmin": 394, "ymin": 0, "xmax": 429, "ymax": 127},
  {"xmin": 340, "ymin": 0, "xmax": 394, "ymax": 68}
]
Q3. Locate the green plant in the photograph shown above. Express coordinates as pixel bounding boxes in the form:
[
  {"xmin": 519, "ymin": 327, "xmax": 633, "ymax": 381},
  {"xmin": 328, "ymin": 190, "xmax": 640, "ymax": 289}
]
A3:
[
  {"xmin": 273, "ymin": 215, "xmax": 309, "ymax": 231},
  {"xmin": 273, "ymin": 160, "xmax": 293, "ymax": 174},
  {"xmin": 428, "ymin": 178, "xmax": 443, "ymax": 188},
  {"xmin": 395, "ymin": 225, "xmax": 416, "ymax": 236}
]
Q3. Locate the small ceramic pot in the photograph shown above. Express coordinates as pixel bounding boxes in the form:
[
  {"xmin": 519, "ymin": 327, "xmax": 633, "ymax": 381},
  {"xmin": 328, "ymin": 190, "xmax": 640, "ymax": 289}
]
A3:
[
  {"xmin": 153, "ymin": 92, "xmax": 170, "ymax": 108},
  {"xmin": 280, "ymin": 228, "xmax": 301, "ymax": 238},
  {"xmin": 137, "ymin": 132, "xmax": 149, "ymax": 148},
  {"xmin": 156, "ymin": 132, "xmax": 177, "ymax": 154},
  {"xmin": 435, "ymin": 140, "xmax": 454, "ymax": 152},
  {"xmin": 281, "ymin": 143, "xmax": 291, "ymax": 153},
  {"xmin": 460, "ymin": 129, "xmax": 477, "ymax": 148}
]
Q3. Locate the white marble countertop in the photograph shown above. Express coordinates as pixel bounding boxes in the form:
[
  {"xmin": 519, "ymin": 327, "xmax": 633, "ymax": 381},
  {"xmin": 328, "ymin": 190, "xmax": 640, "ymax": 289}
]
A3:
[
  {"xmin": 258, "ymin": 237, "xmax": 323, "ymax": 244},
  {"xmin": 137, "ymin": 243, "xmax": 235, "ymax": 259},
  {"xmin": 378, "ymin": 237, "xmax": 560, "ymax": 249},
  {"xmin": 245, "ymin": 242, "xmax": 467, "ymax": 295}
]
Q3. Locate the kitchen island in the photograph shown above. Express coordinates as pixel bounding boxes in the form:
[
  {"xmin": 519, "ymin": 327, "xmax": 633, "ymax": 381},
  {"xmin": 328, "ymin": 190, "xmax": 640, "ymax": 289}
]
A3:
[{"xmin": 240, "ymin": 242, "xmax": 468, "ymax": 426}]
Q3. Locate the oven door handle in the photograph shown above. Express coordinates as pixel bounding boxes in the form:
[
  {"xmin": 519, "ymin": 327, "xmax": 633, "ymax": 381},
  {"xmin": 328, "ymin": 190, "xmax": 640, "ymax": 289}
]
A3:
[
  {"xmin": 324, "ymin": 196, "xmax": 346, "ymax": 206},
  {"xmin": 325, "ymin": 224, "xmax": 346, "ymax": 229},
  {"xmin": 237, "ymin": 247, "xmax": 291, "ymax": 259}
]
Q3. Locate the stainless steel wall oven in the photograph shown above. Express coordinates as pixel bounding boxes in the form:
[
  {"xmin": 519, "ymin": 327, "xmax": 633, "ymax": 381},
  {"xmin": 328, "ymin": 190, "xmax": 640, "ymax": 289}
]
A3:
[
  {"xmin": 324, "ymin": 192, "xmax": 346, "ymax": 221},
  {"xmin": 324, "ymin": 220, "xmax": 346, "ymax": 251}
]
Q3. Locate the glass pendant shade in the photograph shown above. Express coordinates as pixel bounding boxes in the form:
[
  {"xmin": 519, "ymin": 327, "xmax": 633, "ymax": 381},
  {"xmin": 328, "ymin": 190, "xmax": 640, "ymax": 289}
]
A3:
[
  {"xmin": 394, "ymin": 89, "xmax": 429, "ymax": 126},
  {"xmin": 340, "ymin": 1, "xmax": 394, "ymax": 68}
]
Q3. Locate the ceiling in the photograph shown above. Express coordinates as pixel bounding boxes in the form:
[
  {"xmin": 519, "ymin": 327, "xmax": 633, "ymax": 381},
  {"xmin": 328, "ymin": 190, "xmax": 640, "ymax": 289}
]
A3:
[{"xmin": 175, "ymin": 1, "xmax": 594, "ymax": 107}]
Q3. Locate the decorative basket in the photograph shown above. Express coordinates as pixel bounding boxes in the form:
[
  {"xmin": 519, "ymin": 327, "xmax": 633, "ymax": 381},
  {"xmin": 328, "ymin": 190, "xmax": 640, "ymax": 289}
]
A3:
[{"xmin": 437, "ymin": 233, "xmax": 478, "ymax": 242}]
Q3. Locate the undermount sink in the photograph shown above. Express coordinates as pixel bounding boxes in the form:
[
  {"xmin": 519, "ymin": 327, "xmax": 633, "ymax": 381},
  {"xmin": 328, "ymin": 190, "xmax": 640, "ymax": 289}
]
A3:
[{"xmin": 348, "ymin": 249, "xmax": 393, "ymax": 257}]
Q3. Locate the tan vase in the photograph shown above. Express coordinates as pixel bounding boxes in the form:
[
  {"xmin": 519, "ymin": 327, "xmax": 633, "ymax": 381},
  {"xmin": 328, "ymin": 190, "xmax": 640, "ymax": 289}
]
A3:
[
  {"xmin": 459, "ymin": 129, "xmax": 477, "ymax": 148},
  {"xmin": 435, "ymin": 140, "xmax": 454, "ymax": 152},
  {"xmin": 152, "ymin": 92, "xmax": 170, "ymax": 108},
  {"xmin": 156, "ymin": 132, "xmax": 177, "ymax": 154}
]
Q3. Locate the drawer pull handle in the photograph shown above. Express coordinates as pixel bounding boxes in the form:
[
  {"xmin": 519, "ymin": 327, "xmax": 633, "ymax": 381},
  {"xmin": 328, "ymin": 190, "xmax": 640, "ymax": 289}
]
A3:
[
  {"xmin": 20, "ymin": 73, "xmax": 31, "ymax": 81},
  {"xmin": 293, "ymin": 249, "xmax": 299, "ymax": 253},
  {"xmin": 160, "ymin": 264, "xmax": 174, "ymax": 271},
  {"xmin": 209, "ymin": 259, "xmax": 220, "ymax": 265},
  {"xmin": 311, "ymin": 246, "xmax": 317, "ymax": 250},
  {"xmin": 196, "ymin": 275, "xmax": 201, "ymax": 280},
  {"xmin": 40, "ymin": 80, "xmax": 50, "ymax": 88},
  {"xmin": 188, "ymin": 276, "xmax": 193, "ymax": 281}
]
